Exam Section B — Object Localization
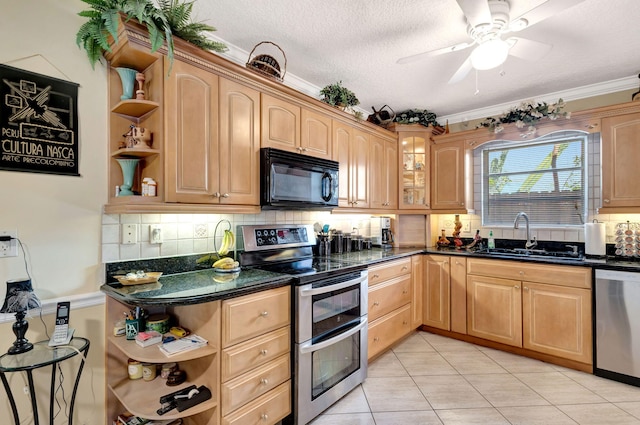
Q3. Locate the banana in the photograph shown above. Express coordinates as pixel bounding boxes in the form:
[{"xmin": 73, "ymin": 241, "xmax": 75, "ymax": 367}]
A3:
[
  {"xmin": 218, "ymin": 231, "xmax": 230, "ymax": 255},
  {"xmin": 213, "ymin": 257, "xmax": 235, "ymax": 268},
  {"xmin": 226, "ymin": 230, "xmax": 235, "ymax": 252}
]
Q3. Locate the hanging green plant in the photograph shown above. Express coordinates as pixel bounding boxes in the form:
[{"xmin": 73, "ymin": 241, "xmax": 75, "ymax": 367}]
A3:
[{"xmin": 76, "ymin": 0, "xmax": 227, "ymax": 70}]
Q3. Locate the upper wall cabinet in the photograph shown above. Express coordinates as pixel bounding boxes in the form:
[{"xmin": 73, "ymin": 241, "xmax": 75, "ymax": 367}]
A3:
[
  {"xmin": 370, "ymin": 134, "xmax": 398, "ymax": 210},
  {"xmin": 394, "ymin": 125, "xmax": 431, "ymax": 210},
  {"xmin": 601, "ymin": 112, "xmax": 640, "ymax": 211},
  {"xmin": 333, "ymin": 121, "xmax": 370, "ymax": 209},
  {"xmin": 431, "ymin": 139, "xmax": 465, "ymax": 211}
]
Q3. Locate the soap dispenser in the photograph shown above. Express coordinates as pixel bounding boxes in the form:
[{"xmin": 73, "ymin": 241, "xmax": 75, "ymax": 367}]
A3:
[{"xmin": 488, "ymin": 230, "xmax": 495, "ymax": 249}]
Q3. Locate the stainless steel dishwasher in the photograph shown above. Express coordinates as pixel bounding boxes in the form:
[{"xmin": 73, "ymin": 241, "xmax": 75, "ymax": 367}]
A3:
[{"xmin": 595, "ymin": 269, "xmax": 640, "ymax": 386}]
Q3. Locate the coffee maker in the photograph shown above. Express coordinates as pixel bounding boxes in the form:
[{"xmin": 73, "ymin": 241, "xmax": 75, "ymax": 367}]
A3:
[{"xmin": 371, "ymin": 217, "xmax": 393, "ymax": 249}]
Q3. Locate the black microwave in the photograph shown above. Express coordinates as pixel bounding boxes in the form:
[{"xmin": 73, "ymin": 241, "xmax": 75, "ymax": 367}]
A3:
[{"xmin": 260, "ymin": 148, "xmax": 339, "ymax": 210}]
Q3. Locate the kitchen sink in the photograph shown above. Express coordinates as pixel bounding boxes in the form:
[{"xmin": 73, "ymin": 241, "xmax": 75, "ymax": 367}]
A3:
[{"xmin": 476, "ymin": 247, "xmax": 584, "ymax": 262}]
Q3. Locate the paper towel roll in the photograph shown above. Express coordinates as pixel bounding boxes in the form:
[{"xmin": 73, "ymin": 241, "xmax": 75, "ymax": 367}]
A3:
[{"xmin": 585, "ymin": 222, "xmax": 606, "ymax": 256}]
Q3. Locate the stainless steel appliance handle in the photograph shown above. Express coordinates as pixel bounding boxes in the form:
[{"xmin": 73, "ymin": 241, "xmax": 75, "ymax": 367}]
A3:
[
  {"xmin": 299, "ymin": 317, "xmax": 368, "ymax": 354},
  {"xmin": 299, "ymin": 275, "xmax": 367, "ymax": 297}
]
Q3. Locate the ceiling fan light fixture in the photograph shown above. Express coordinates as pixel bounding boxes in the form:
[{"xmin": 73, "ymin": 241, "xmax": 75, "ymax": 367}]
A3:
[{"xmin": 470, "ymin": 38, "xmax": 510, "ymax": 70}]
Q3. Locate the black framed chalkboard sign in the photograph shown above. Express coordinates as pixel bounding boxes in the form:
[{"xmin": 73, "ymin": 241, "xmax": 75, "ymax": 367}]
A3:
[{"xmin": 0, "ymin": 64, "xmax": 80, "ymax": 176}]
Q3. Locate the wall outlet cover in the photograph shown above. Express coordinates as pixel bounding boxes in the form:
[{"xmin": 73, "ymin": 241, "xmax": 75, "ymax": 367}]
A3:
[
  {"xmin": 0, "ymin": 229, "xmax": 18, "ymax": 257},
  {"xmin": 121, "ymin": 224, "xmax": 138, "ymax": 244}
]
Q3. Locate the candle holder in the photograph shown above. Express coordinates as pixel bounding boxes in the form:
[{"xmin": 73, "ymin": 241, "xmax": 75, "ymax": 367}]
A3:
[{"xmin": 135, "ymin": 72, "xmax": 145, "ymax": 100}]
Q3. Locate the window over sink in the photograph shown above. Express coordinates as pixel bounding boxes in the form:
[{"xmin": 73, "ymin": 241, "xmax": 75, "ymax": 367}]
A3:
[{"xmin": 475, "ymin": 130, "xmax": 596, "ymax": 228}]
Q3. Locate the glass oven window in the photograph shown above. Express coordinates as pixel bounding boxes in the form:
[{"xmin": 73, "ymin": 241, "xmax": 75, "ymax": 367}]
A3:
[
  {"xmin": 312, "ymin": 284, "xmax": 360, "ymax": 337},
  {"xmin": 311, "ymin": 329, "xmax": 361, "ymax": 400}
]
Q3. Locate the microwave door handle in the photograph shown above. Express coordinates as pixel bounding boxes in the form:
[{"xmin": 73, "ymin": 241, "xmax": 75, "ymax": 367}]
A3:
[
  {"xmin": 299, "ymin": 317, "xmax": 368, "ymax": 354},
  {"xmin": 321, "ymin": 172, "xmax": 333, "ymax": 202},
  {"xmin": 299, "ymin": 275, "xmax": 367, "ymax": 297}
]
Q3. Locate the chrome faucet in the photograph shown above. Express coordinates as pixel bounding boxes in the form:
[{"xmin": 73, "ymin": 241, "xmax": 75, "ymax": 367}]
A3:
[{"xmin": 513, "ymin": 212, "xmax": 537, "ymax": 249}]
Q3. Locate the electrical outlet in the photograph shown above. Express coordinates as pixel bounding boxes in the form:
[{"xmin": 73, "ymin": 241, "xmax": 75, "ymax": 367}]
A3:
[
  {"xmin": 0, "ymin": 229, "xmax": 18, "ymax": 257},
  {"xmin": 462, "ymin": 220, "xmax": 471, "ymax": 234},
  {"xmin": 150, "ymin": 225, "xmax": 162, "ymax": 244}
]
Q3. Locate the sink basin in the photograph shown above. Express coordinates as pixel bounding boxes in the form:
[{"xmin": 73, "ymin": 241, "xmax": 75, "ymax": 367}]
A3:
[{"xmin": 477, "ymin": 247, "xmax": 584, "ymax": 262}]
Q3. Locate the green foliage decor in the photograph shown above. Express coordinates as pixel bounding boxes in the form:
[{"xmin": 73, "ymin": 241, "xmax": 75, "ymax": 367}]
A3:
[
  {"xmin": 319, "ymin": 81, "xmax": 360, "ymax": 110},
  {"xmin": 393, "ymin": 109, "xmax": 440, "ymax": 128},
  {"xmin": 76, "ymin": 0, "xmax": 227, "ymax": 70},
  {"xmin": 478, "ymin": 98, "xmax": 571, "ymax": 135}
]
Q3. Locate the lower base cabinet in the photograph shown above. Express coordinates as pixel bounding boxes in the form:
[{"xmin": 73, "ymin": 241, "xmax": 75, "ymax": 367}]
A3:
[
  {"xmin": 368, "ymin": 304, "xmax": 412, "ymax": 359},
  {"xmin": 222, "ymin": 381, "xmax": 291, "ymax": 425}
]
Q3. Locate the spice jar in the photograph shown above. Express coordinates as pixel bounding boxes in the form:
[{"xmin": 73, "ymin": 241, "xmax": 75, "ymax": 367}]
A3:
[
  {"xmin": 127, "ymin": 358, "xmax": 142, "ymax": 380},
  {"xmin": 142, "ymin": 363, "xmax": 157, "ymax": 381},
  {"xmin": 161, "ymin": 362, "xmax": 178, "ymax": 379}
]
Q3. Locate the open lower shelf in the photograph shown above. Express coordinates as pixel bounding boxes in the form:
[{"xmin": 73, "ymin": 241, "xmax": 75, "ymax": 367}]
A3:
[
  {"xmin": 111, "ymin": 99, "xmax": 160, "ymax": 120},
  {"xmin": 108, "ymin": 335, "xmax": 218, "ymax": 364},
  {"xmin": 109, "ymin": 379, "xmax": 217, "ymax": 421},
  {"xmin": 111, "ymin": 148, "xmax": 160, "ymax": 158}
]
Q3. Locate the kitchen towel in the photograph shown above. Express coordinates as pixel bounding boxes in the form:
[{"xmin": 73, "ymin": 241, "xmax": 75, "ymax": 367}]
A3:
[{"xmin": 585, "ymin": 221, "xmax": 606, "ymax": 256}]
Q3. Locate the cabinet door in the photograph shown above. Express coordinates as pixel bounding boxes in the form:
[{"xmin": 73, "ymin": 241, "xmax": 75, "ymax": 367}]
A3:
[
  {"xmin": 423, "ymin": 255, "xmax": 450, "ymax": 330},
  {"xmin": 411, "ymin": 255, "xmax": 424, "ymax": 328},
  {"xmin": 333, "ymin": 121, "xmax": 352, "ymax": 207},
  {"xmin": 368, "ymin": 275, "xmax": 412, "ymax": 322},
  {"xmin": 450, "ymin": 257, "xmax": 467, "ymax": 334},
  {"xmin": 165, "ymin": 59, "xmax": 219, "ymax": 203},
  {"xmin": 261, "ymin": 94, "xmax": 300, "ymax": 152},
  {"xmin": 300, "ymin": 108, "xmax": 332, "ymax": 159},
  {"xmin": 351, "ymin": 129, "xmax": 370, "ymax": 208},
  {"xmin": 219, "ymin": 77, "xmax": 260, "ymax": 205},
  {"xmin": 431, "ymin": 140, "xmax": 465, "ymax": 210},
  {"xmin": 398, "ymin": 130, "xmax": 430, "ymax": 209},
  {"xmin": 601, "ymin": 113, "xmax": 640, "ymax": 208},
  {"xmin": 467, "ymin": 274, "xmax": 522, "ymax": 347},
  {"xmin": 370, "ymin": 135, "xmax": 398, "ymax": 209},
  {"xmin": 522, "ymin": 282, "xmax": 592, "ymax": 364}
]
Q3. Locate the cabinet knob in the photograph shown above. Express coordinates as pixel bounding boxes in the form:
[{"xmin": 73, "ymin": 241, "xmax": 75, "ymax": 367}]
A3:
[
  {"xmin": 261, "ymin": 311, "xmax": 269, "ymax": 317},
  {"xmin": 222, "ymin": 193, "xmax": 229, "ymax": 198},
  {"xmin": 374, "ymin": 337, "xmax": 380, "ymax": 342},
  {"xmin": 353, "ymin": 201, "xmax": 358, "ymax": 205},
  {"xmin": 260, "ymin": 378, "xmax": 269, "ymax": 385},
  {"xmin": 519, "ymin": 271, "xmax": 524, "ymax": 276},
  {"xmin": 373, "ymin": 274, "xmax": 379, "ymax": 279},
  {"xmin": 302, "ymin": 147, "xmax": 307, "ymax": 152},
  {"xmin": 260, "ymin": 349, "xmax": 268, "ymax": 356},
  {"xmin": 261, "ymin": 414, "xmax": 269, "ymax": 421},
  {"xmin": 425, "ymin": 203, "xmax": 430, "ymax": 208},
  {"xmin": 403, "ymin": 320, "xmax": 408, "ymax": 325},
  {"xmin": 460, "ymin": 202, "xmax": 465, "ymax": 206},
  {"xmin": 586, "ymin": 123, "xmax": 598, "ymax": 129},
  {"xmin": 402, "ymin": 289, "xmax": 408, "ymax": 294},
  {"xmin": 604, "ymin": 199, "xmax": 610, "ymax": 203},
  {"xmin": 524, "ymin": 286, "xmax": 529, "ymax": 291},
  {"xmin": 213, "ymin": 192, "xmax": 220, "ymax": 198},
  {"xmin": 401, "ymin": 266, "xmax": 408, "ymax": 271},
  {"xmin": 514, "ymin": 285, "xmax": 520, "ymax": 290},
  {"xmin": 373, "ymin": 301, "xmax": 380, "ymax": 306}
]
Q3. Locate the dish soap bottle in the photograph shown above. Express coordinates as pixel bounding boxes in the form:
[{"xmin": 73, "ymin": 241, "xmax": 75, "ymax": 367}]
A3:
[{"xmin": 488, "ymin": 230, "xmax": 495, "ymax": 249}]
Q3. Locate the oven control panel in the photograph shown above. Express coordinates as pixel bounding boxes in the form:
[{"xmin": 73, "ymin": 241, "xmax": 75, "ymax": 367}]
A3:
[{"xmin": 242, "ymin": 224, "xmax": 316, "ymax": 252}]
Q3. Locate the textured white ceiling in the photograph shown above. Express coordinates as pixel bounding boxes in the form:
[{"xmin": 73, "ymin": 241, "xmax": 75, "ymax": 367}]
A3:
[{"xmin": 192, "ymin": 0, "xmax": 640, "ymax": 123}]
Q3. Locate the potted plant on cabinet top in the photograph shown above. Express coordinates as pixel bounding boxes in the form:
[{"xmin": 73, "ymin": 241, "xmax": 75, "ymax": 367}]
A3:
[
  {"xmin": 76, "ymin": 0, "xmax": 227, "ymax": 70},
  {"xmin": 319, "ymin": 81, "xmax": 360, "ymax": 112}
]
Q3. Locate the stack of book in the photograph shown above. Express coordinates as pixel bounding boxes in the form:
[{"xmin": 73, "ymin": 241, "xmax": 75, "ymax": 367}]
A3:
[
  {"xmin": 135, "ymin": 331, "xmax": 163, "ymax": 348},
  {"xmin": 158, "ymin": 335, "xmax": 208, "ymax": 357}
]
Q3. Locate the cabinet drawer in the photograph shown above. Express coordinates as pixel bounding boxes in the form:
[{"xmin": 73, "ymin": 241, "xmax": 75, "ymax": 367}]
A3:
[
  {"xmin": 221, "ymin": 353, "xmax": 291, "ymax": 416},
  {"xmin": 222, "ymin": 326, "xmax": 290, "ymax": 381},
  {"xmin": 222, "ymin": 380, "xmax": 291, "ymax": 425},
  {"xmin": 368, "ymin": 304, "xmax": 412, "ymax": 360},
  {"xmin": 467, "ymin": 258, "xmax": 591, "ymax": 288},
  {"xmin": 222, "ymin": 286, "xmax": 290, "ymax": 347},
  {"xmin": 368, "ymin": 257, "xmax": 412, "ymax": 286},
  {"xmin": 368, "ymin": 275, "xmax": 411, "ymax": 322}
]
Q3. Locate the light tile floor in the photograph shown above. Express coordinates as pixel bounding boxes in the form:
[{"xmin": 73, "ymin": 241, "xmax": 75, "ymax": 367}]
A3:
[{"xmin": 311, "ymin": 331, "xmax": 640, "ymax": 425}]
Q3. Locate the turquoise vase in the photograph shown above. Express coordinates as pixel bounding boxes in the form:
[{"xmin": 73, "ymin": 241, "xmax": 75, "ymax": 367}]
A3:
[
  {"xmin": 116, "ymin": 158, "xmax": 139, "ymax": 196},
  {"xmin": 115, "ymin": 67, "xmax": 137, "ymax": 100}
]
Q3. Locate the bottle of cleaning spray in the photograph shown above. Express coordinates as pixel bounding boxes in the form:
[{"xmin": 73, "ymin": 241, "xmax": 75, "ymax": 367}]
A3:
[{"xmin": 488, "ymin": 230, "xmax": 495, "ymax": 249}]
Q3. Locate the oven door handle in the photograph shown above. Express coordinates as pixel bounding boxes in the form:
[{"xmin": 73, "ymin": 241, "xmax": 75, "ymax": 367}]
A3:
[
  {"xmin": 299, "ymin": 275, "xmax": 367, "ymax": 297},
  {"xmin": 299, "ymin": 316, "xmax": 368, "ymax": 354}
]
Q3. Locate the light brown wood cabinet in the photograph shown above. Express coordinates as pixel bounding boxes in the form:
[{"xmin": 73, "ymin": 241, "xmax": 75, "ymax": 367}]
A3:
[
  {"xmin": 333, "ymin": 121, "xmax": 370, "ymax": 208},
  {"xmin": 466, "ymin": 258, "xmax": 592, "ymax": 364},
  {"xmin": 367, "ymin": 257, "xmax": 414, "ymax": 360},
  {"xmin": 221, "ymin": 286, "xmax": 291, "ymax": 425},
  {"xmin": 422, "ymin": 254, "xmax": 467, "ymax": 332},
  {"xmin": 431, "ymin": 139, "xmax": 465, "ymax": 211},
  {"xmin": 395, "ymin": 125, "xmax": 431, "ymax": 209},
  {"xmin": 300, "ymin": 108, "xmax": 333, "ymax": 160},
  {"xmin": 165, "ymin": 61, "xmax": 260, "ymax": 206},
  {"xmin": 261, "ymin": 94, "xmax": 300, "ymax": 152},
  {"xmin": 601, "ymin": 112, "xmax": 640, "ymax": 210},
  {"xmin": 411, "ymin": 255, "xmax": 424, "ymax": 328},
  {"xmin": 370, "ymin": 135, "xmax": 398, "ymax": 209}
]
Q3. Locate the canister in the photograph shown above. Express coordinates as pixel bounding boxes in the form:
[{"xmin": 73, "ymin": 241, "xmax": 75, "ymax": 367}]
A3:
[
  {"xmin": 127, "ymin": 358, "xmax": 142, "ymax": 380},
  {"xmin": 332, "ymin": 231, "xmax": 344, "ymax": 254},
  {"xmin": 146, "ymin": 313, "xmax": 170, "ymax": 334},
  {"xmin": 352, "ymin": 235, "xmax": 363, "ymax": 251},
  {"xmin": 142, "ymin": 363, "xmax": 157, "ymax": 381},
  {"xmin": 161, "ymin": 362, "xmax": 178, "ymax": 379},
  {"xmin": 343, "ymin": 233, "xmax": 352, "ymax": 253}
]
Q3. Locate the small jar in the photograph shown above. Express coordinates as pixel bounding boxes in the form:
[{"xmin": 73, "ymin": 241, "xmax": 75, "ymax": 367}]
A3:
[
  {"xmin": 161, "ymin": 362, "xmax": 178, "ymax": 379},
  {"xmin": 127, "ymin": 358, "xmax": 142, "ymax": 380},
  {"xmin": 142, "ymin": 363, "xmax": 157, "ymax": 381}
]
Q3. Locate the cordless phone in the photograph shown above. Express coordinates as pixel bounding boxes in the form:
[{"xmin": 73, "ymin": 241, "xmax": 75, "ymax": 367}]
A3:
[{"xmin": 49, "ymin": 301, "xmax": 74, "ymax": 346}]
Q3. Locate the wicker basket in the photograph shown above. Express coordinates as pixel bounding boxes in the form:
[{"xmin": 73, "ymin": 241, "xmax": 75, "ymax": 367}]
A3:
[{"xmin": 246, "ymin": 41, "xmax": 287, "ymax": 82}]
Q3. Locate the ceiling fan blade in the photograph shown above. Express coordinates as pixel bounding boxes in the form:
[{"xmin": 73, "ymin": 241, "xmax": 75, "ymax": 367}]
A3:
[
  {"xmin": 507, "ymin": 37, "xmax": 553, "ymax": 61},
  {"xmin": 509, "ymin": 0, "xmax": 585, "ymax": 30},
  {"xmin": 448, "ymin": 56, "xmax": 473, "ymax": 84},
  {"xmin": 456, "ymin": 0, "xmax": 492, "ymax": 28},
  {"xmin": 396, "ymin": 41, "xmax": 475, "ymax": 64}
]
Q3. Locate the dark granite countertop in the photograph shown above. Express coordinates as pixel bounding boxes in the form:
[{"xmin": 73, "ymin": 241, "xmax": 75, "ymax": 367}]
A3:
[{"xmin": 327, "ymin": 247, "xmax": 423, "ymax": 266}]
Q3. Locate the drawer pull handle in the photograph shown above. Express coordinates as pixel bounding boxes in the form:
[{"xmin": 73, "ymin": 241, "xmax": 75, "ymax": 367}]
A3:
[
  {"xmin": 401, "ymin": 266, "xmax": 408, "ymax": 271},
  {"xmin": 373, "ymin": 301, "xmax": 380, "ymax": 306},
  {"xmin": 261, "ymin": 311, "xmax": 269, "ymax": 317},
  {"xmin": 260, "ymin": 349, "xmax": 268, "ymax": 356},
  {"xmin": 402, "ymin": 290, "xmax": 408, "ymax": 294},
  {"xmin": 261, "ymin": 413, "xmax": 269, "ymax": 421},
  {"xmin": 373, "ymin": 274, "xmax": 379, "ymax": 279},
  {"xmin": 519, "ymin": 271, "xmax": 524, "ymax": 275},
  {"xmin": 260, "ymin": 378, "xmax": 269, "ymax": 385},
  {"xmin": 374, "ymin": 337, "xmax": 380, "ymax": 342},
  {"xmin": 403, "ymin": 320, "xmax": 408, "ymax": 325}
]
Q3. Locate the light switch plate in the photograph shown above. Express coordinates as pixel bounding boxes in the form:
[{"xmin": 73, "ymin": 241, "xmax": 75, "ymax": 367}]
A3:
[
  {"xmin": 121, "ymin": 224, "xmax": 138, "ymax": 244},
  {"xmin": 150, "ymin": 225, "xmax": 162, "ymax": 244},
  {"xmin": 0, "ymin": 229, "xmax": 18, "ymax": 257}
]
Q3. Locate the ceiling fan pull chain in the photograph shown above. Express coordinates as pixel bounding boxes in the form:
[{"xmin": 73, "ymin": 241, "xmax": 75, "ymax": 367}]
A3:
[{"xmin": 474, "ymin": 69, "xmax": 480, "ymax": 95}]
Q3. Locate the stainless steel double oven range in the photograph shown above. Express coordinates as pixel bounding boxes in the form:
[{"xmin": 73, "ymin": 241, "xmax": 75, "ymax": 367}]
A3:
[{"xmin": 241, "ymin": 224, "xmax": 368, "ymax": 425}]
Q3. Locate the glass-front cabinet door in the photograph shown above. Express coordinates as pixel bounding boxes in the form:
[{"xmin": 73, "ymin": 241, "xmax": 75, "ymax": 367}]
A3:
[{"xmin": 396, "ymin": 125, "xmax": 431, "ymax": 209}]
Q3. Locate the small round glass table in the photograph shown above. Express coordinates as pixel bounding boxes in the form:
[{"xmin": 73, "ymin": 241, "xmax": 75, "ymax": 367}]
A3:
[{"xmin": 0, "ymin": 337, "xmax": 90, "ymax": 425}]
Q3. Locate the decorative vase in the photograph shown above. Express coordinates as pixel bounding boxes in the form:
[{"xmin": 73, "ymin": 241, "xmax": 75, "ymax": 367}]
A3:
[
  {"xmin": 116, "ymin": 158, "xmax": 139, "ymax": 196},
  {"xmin": 115, "ymin": 67, "xmax": 138, "ymax": 100}
]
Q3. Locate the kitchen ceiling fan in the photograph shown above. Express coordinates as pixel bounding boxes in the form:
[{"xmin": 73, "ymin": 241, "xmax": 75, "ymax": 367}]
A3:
[{"xmin": 397, "ymin": 0, "xmax": 585, "ymax": 84}]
